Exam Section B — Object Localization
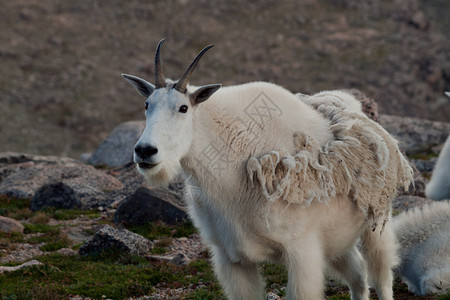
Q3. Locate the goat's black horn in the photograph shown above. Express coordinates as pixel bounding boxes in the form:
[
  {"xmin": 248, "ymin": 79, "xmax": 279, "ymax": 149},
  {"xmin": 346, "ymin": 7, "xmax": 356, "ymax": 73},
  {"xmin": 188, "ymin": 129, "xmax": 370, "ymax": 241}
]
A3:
[
  {"xmin": 155, "ymin": 38, "xmax": 167, "ymax": 89},
  {"xmin": 174, "ymin": 45, "xmax": 214, "ymax": 93}
]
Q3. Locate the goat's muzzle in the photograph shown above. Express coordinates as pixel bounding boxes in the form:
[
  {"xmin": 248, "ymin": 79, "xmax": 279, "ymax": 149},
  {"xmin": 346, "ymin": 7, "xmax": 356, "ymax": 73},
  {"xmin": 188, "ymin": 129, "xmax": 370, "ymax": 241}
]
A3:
[
  {"xmin": 134, "ymin": 144, "xmax": 160, "ymax": 170},
  {"xmin": 138, "ymin": 162, "xmax": 158, "ymax": 170}
]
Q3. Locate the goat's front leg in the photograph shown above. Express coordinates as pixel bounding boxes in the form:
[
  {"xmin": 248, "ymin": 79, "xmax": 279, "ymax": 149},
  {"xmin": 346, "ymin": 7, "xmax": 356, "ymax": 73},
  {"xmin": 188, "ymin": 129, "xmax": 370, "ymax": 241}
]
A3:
[
  {"xmin": 284, "ymin": 235, "xmax": 325, "ymax": 300},
  {"xmin": 211, "ymin": 245, "xmax": 265, "ymax": 300}
]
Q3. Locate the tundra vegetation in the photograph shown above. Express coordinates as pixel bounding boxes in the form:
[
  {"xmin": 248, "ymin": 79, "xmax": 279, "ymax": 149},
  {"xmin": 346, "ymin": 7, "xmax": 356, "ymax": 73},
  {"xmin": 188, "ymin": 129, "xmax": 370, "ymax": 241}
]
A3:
[{"xmin": 1, "ymin": 195, "xmax": 449, "ymax": 299}]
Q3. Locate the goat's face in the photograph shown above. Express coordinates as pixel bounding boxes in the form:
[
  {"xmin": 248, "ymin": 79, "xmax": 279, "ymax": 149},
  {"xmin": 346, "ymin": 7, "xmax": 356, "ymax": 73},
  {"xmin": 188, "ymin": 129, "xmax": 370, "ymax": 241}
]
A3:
[{"xmin": 122, "ymin": 39, "xmax": 221, "ymax": 186}]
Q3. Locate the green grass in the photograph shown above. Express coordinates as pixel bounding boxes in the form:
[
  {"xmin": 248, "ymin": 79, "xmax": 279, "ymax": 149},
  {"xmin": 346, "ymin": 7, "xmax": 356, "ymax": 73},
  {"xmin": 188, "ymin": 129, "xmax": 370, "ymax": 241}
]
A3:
[
  {"xmin": 2, "ymin": 195, "xmax": 445, "ymax": 299},
  {"xmin": 128, "ymin": 221, "xmax": 197, "ymax": 241},
  {"xmin": 0, "ymin": 196, "xmax": 32, "ymax": 220},
  {"xmin": 39, "ymin": 239, "xmax": 70, "ymax": 252},
  {"xmin": 0, "ymin": 231, "xmax": 25, "ymax": 244},
  {"xmin": 42, "ymin": 207, "xmax": 100, "ymax": 220},
  {"xmin": 0, "ymin": 253, "xmax": 223, "ymax": 300},
  {"xmin": 0, "ymin": 195, "xmax": 100, "ymax": 221},
  {"xmin": 23, "ymin": 223, "xmax": 57, "ymax": 234},
  {"xmin": 408, "ymin": 152, "xmax": 439, "ymax": 161}
]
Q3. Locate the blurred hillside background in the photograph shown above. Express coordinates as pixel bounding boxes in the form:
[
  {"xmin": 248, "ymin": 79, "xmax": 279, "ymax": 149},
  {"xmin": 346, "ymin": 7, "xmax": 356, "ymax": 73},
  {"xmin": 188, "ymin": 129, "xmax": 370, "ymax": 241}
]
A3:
[{"xmin": 1, "ymin": 0, "xmax": 449, "ymax": 158}]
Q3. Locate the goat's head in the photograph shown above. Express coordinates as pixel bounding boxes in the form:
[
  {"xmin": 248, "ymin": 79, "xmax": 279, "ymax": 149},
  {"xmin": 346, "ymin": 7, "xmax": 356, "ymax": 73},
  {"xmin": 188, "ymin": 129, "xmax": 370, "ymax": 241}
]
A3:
[{"xmin": 122, "ymin": 39, "xmax": 221, "ymax": 186}]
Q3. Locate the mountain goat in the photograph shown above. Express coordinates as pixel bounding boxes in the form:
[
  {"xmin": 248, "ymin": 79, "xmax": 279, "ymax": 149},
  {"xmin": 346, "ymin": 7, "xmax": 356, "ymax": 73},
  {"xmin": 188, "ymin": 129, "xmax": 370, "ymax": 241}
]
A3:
[
  {"xmin": 394, "ymin": 200, "xmax": 450, "ymax": 295},
  {"xmin": 122, "ymin": 39, "xmax": 413, "ymax": 300},
  {"xmin": 425, "ymin": 133, "xmax": 450, "ymax": 201}
]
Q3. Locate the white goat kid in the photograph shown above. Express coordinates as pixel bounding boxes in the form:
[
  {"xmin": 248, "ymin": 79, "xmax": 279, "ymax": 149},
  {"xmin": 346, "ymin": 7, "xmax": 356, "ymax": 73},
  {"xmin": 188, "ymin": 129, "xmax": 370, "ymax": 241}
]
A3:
[
  {"xmin": 122, "ymin": 39, "xmax": 413, "ymax": 300},
  {"xmin": 425, "ymin": 134, "xmax": 450, "ymax": 200},
  {"xmin": 425, "ymin": 91, "xmax": 450, "ymax": 201},
  {"xmin": 394, "ymin": 200, "xmax": 450, "ymax": 295}
]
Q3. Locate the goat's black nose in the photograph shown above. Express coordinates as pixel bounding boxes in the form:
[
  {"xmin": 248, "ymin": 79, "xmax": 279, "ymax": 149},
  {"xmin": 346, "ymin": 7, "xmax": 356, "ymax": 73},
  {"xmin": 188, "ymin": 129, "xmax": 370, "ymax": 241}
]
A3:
[{"xmin": 135, "ymin": 144, "xmax": 158, "ymax": 159}]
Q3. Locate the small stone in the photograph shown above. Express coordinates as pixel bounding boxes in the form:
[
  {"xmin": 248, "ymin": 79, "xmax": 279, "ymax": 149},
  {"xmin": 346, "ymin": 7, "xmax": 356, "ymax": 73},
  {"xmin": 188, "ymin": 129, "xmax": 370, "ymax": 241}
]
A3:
[
  {"xmin": 78, "ymin": 225, "xmax": 153, "ymax": 257},
  {"xmin": 0, "ymin": 259, "xmax": 43, "ymax": 274},
  {"xmin": 266, "ymin": 292, "xmax": 281, "ymax": 300},
  {"xmin": 0, "ymin": 216, "xmax": 24, "ymax": 233},
  {"xmin": 170, "ymin": 252, "xmax": 190, "ymax": 266},
  {"xmin": 56, "ymin": 248, "xmax": 77, "ymax": 256}
]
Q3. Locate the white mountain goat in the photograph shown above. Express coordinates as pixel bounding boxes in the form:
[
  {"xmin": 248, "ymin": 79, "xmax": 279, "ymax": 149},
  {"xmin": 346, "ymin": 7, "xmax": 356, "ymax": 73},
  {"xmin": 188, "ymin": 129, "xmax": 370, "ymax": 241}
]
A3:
[
  {"xmin": 393, "ymin": 200, "xmax": 450, "ymax": 295},
  {"xmin": 122, "ymin": 39, "xmax": 413, "ymax": 300},
  {"xmin": 425, "ymin": 126, "xmax": 450, "ymax": 200}
]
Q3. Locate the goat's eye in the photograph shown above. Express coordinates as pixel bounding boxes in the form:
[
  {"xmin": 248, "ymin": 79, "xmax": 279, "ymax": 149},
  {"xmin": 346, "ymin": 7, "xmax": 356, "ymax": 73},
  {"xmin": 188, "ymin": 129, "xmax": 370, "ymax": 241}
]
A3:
[
  {"xmin": 145, "ymin": 102, "xmax": 149, "ymax": 110},
  {"xmin": 179, "ymin": 105, "xmax": 188, "ymax": 113}
]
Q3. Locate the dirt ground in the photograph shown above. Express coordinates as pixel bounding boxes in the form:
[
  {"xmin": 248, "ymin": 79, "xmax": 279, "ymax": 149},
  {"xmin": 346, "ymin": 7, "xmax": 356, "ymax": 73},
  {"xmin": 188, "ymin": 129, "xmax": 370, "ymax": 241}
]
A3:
[{"xmin": 0, "ymin": 0, "xmax": 449, "ymax": 158}]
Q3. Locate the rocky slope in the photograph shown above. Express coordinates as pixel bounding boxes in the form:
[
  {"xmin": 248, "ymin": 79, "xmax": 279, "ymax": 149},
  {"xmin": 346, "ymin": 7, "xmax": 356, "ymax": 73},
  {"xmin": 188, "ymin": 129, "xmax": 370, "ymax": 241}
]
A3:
[{"xmin": 0, "ymin": 0, "xmax": 449, "ymax": 158}]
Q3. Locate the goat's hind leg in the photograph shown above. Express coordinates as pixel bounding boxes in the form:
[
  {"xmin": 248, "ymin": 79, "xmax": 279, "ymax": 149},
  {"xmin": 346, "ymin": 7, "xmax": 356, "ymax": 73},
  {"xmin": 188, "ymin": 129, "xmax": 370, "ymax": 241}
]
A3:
[
  {"xmin": 360, "ymin": 222, "xmax": 398, "ymax": 300},
  {"xmin": 329, "ymin": 245, "xmax": 369, "ymax": 300},
  {"xmin": 211, "ymin": 246, "xmax": 265, "ymax": 300},
  {"xmin": 284, "ymin": 236, "xmax": 325, "ymax": 300}
]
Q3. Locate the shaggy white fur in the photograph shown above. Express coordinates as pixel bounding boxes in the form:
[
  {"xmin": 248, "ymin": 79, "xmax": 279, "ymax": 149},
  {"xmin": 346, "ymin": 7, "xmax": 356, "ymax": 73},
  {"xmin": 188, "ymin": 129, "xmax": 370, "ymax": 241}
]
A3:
[
  {"xmin": 426, "ymin": 135, "xmax": 450, "ymax": 200},
  {"xmin": 183, "ymin": 88, "xmax": 412, "ymax": 300},
  {"xmin": 394, "ymin": 201, "xmax": 450, "ymax": 295},
  {"xmin": 123, "ymin": 42, "xmax": 414, "ymax": 300}
]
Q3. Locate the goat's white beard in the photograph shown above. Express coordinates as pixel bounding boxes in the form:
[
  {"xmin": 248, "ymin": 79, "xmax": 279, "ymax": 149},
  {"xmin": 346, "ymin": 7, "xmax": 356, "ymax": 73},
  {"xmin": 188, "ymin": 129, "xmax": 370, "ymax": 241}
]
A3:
[{"xmin": 137, "ymin": 159, "xmax": 182, "ymax": 188}]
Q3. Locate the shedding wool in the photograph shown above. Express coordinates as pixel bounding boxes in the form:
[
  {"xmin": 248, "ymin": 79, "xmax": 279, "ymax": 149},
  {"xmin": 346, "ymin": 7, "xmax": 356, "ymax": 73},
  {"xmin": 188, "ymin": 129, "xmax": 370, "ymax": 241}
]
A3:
[{"xmin": 247, "ymin": 93, "xmax": 414, "ymax": 229}]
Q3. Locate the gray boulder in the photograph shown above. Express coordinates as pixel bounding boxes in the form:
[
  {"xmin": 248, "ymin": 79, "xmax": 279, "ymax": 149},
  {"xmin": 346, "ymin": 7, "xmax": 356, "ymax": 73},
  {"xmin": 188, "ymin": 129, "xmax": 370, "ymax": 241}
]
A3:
[
  {"xmin": 0, "ymin": 152, "xmax": 123, "ymax": 209},
  {"xmin": 31, "ymin": 182, "xmax": 80, "ymax": 211},
  {"xmin": 78, "ymin": 225, "xmax": 153, "ymax": 256},
  {"xmin": 380, "ymin": 115, "xmax": 450, "ymax": 155},
  {"xmin": 114, "ymin": 187, "xmax": 188, "ymax": 226},
  {"xmin": 88, "ymin": 121, "xmax": 145, "ymax": 168},
  {"xmin": 392, "ymin": 195, "xmax": 434, "ymax": 213},
  {"xmin": 0, "ymin": 216, "xmax": 24, "ymax": 233},
  {"xmin": 411, "ymin": 158, "xmax": 437, "ymax": 173}
]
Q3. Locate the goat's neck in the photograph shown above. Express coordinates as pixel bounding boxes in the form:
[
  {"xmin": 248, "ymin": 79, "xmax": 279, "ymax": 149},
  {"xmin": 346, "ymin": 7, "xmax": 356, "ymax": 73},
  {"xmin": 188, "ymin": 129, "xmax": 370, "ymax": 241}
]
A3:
[{"xmin": 180, "ymin": 103, "xmax": 245, "ymax": 195}]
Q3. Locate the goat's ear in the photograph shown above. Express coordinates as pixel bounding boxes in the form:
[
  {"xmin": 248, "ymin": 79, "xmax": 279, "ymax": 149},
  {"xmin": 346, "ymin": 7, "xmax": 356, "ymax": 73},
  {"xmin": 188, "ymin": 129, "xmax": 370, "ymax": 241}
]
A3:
[
  {"xmin": 190, "ymin": 84, "xmax": 222, "ymax": 105},
  {"xmin": 121, "ymin": 74, "xmax": 155, "ymax": 98}
]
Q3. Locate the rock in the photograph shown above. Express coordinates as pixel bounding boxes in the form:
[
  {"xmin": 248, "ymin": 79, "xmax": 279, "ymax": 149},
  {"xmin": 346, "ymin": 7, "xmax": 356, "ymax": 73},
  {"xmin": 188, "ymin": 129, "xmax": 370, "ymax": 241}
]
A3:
[
  {"xmin": 0, "ymin": 152, "xmax": 123, "ymax": 209},
  {"xmin": 409, "ymin": 11, "xmax": 429, "ymax": 31},
  {"xmin": 0, "ymin": 216, "xmax": 24, "ymax": 233},
  {"xmin": 170, "ymin": 252, "xmax": 191, "ymax": 266},
  {"xmin": 379, "ymin": 115, "xmax": 450, "ymax": 155},
  {"xmin": 31, "ymin": 183, "xmax": 80, "ymax": 211},
  {"xmin": 78, "ymin": 225, "xmax": 153, "ymax": 257},
  {"xmin": 78, "ymin": 153, "xmax": 92, "ymax": 163},
  {"xmin": 146, "ymin": 254, "xmax": 172, "ymax": 264},
  {"xmin": 56, "ymin": 248, "xmax": 77, "ymax": 256},
  {"xmin": 66, "ymin": 229, "xmax": 93, "ymax": 244},
  {"xmin": 411, "ymin": 158, "xmax": 436, "ymax": 173},
  {"xmin": 392, "ymin": 195, "xmax": 434, "ymax": 213},
  {"xmin": 266, "ymin": 292, "xmax": 281, "ymax": 300},
  {"xmin": 146, "ymin": 252, "xmax": 191, "ymax": 266},
  {"xmin": 0, "ymin": 259, "xmax": 43, "ymax": 274},
  {"xmin": 88, "ymin": 121, "xmax": 145, "ymax": 168},
  {"xmin": 114, "ymin": 187, "xmax": 188, "ymax": 226},
  {"xmin": 0, "ymin": 243, "xmax": 44, "ymax": 264}
]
